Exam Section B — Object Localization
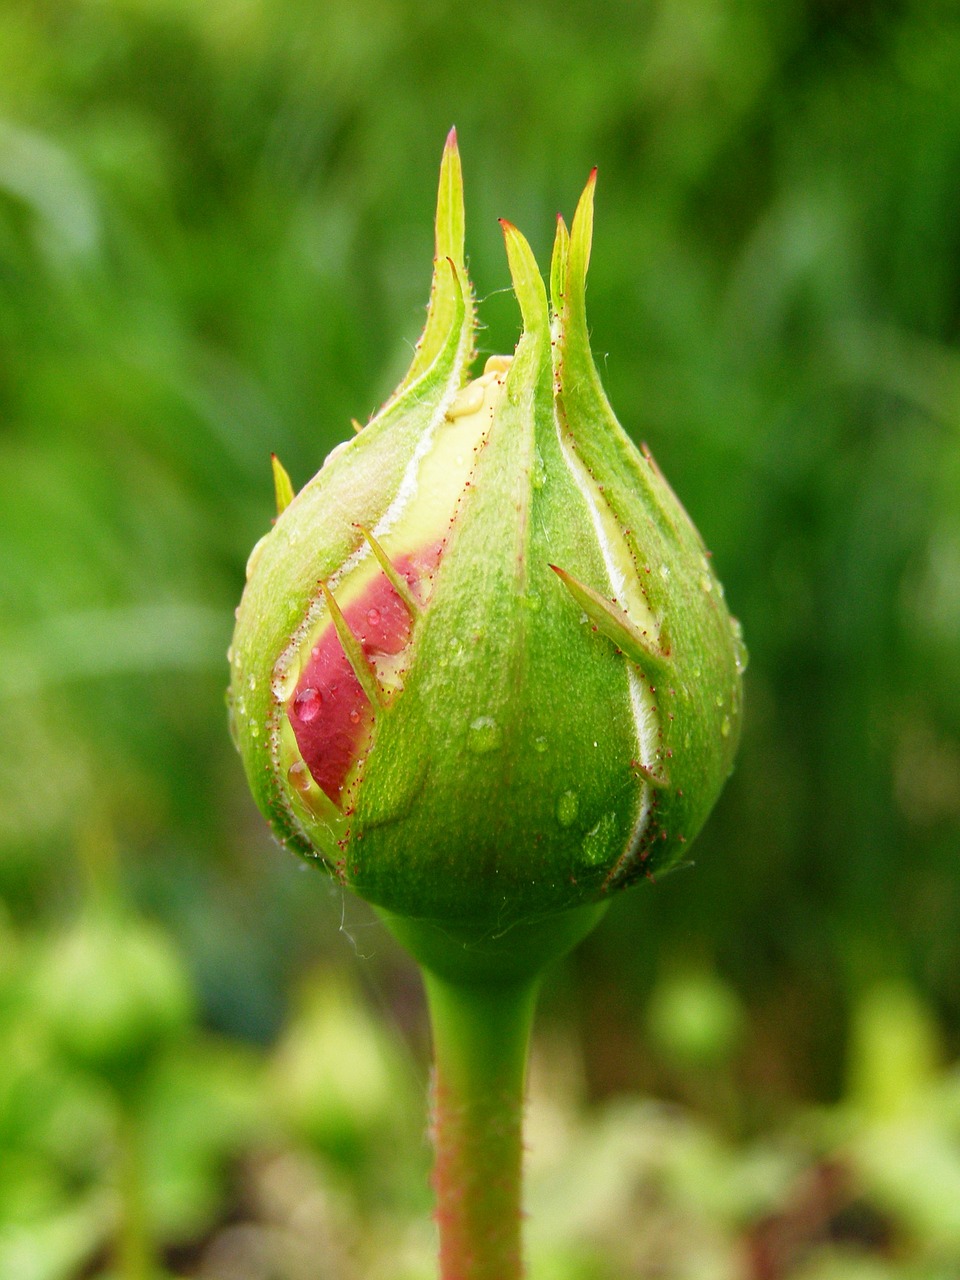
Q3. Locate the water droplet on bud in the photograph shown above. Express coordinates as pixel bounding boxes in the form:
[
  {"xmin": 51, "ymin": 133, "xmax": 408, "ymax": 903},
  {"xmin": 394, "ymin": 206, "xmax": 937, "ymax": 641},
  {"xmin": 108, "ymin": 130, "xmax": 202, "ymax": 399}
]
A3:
[
  {"xmin": 581, "ymin": 812, "xmax": 617, "ymax": 866},
  {"xmin": 367, "ymin": 607, "xmax": 381, "ymax": 627},
  {"xmin": 322, "ymin": 438, "xmax": 350, "ymax": 470},
  {"xmin": 248, "ymin": 674, "xmax": 257, "ymax": 692},
  {"xmin": 349, "ymin": 709, "xmax": 360, "ymax": 724},
  {"xmin": 294, "ymin": 688, "xmax": 322, "ymax": 722},
  {"xmin": 287, "ymin": 761, "xmax": 311, "ymax": 793},
  {"xmin": 720, "ymin": 716, "xmax": 731, "ymax": 738},
  {"xmin": 467, "ymin": 716, "xmax": 502, "ymax": 754},
  {"xmin": 556, "ymin": 790, "xmax": 579, "ymax": 827},
  {"xmin": 533, "ymin": 736, "xmax": 548, "ymax": 754},
  {"xmin": 246, "ymin": 533, "xmax": 269, "ymax": 581},
  {"xmin": 730, "ymin": 616, "xmax": 749, "ymax": 674},
  {"xmin": 249, "ymin": 720, "xmax": 260, "ymax": 738},
  {"xmin": 531, "ymin": 447, "xmax": 546, "ymax": 490}
]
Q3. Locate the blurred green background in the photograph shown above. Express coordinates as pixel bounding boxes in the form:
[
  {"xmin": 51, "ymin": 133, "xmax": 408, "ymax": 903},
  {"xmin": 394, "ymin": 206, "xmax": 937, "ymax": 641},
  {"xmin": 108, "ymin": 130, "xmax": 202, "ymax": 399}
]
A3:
[{"xmin": 2, "ymin": 1, "xmax": 960, "ymax": 1276}]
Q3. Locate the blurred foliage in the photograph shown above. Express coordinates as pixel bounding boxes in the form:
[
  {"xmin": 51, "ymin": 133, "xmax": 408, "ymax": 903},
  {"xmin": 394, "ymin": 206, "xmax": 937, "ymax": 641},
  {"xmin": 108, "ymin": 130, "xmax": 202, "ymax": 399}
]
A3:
[{"xmin": 1, "ymin": 0, "xmax": 959, "ymax": 1274}]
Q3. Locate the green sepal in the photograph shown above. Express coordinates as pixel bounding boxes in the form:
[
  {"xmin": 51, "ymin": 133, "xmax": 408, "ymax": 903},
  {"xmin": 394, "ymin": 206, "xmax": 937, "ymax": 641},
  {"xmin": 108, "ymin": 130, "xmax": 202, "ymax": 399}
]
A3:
[
  {"xmin": 271, "ymin": 454, "xmax": 295, "ymax": 516},
  {"xmin": 318, "ymin": 580, "xmax": 383, "ymax": 708},
  {"xmin": 395, "ymin": 127, "xmax": 475, "ymax": 395},
  {"xmin": 554, "ymin": 170, "xmax": 744, "ymax": 868},
  {"xmin": 347, "ymin": 209, "xmax": 649, "ymax": 928},
  {"xmin": 357, "ymin": 524, "xmax": 423, "ymax": 615},
  {"xmin": 549, "ymin": 563, "xmax": 671, "ymax": 675},
  {"xmin": 549, "ymin": 214, "xmax": 569, "ymax": 319},
  {"xmin": 500, "ymin": 219, "xmax": 549, "ymax": 337},
  {"xmin": 231, "ymin": 229, "xmax": 474, "ymax": 858}
]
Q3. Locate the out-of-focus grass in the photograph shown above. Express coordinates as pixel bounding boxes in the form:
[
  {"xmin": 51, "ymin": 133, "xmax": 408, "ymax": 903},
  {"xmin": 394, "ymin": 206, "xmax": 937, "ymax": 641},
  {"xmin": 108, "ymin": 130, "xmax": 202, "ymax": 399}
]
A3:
[{"xmin": 1, "ymin": 1, "xmax": 959, "ymax": 1274}]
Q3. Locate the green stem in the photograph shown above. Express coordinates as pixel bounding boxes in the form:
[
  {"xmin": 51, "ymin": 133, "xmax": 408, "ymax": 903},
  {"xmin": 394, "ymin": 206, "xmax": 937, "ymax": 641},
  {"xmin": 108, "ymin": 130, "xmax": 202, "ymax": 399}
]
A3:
[
  {"xmin": 423, "ymin": 971, "xmax": 539, "ymax": 1280},
  {"xmin": 116, "ymin": 1098, "xmax": 152, "ymax": 1280}
]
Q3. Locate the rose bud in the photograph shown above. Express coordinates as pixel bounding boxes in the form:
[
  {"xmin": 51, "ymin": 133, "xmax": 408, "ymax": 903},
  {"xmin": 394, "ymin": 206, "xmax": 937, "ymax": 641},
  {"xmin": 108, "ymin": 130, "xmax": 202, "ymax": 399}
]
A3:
[{"xmin": 229, "ymin": 130, "xmax": 745, "ymax": 983}]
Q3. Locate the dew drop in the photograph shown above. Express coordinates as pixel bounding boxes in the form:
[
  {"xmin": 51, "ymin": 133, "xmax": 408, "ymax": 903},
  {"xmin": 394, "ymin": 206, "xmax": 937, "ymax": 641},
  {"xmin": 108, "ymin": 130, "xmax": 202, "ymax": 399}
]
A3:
[
  {"xmin": 721, "ymin": 716, "xmax": 732, "ymax": 738},
  {"xmin": 659, "ymin": 564, "xmax": 670, "ymax": 581},
  {"xmin": 246, "ymin": 533, "xmax": 270, "ymax": 581},
  {"xmin": 531, "ymin": 447, "xmax": 546, "ymax": 491},
  {"xmin": 249, "ymin": 720, "xmax": 260, "ymax": 738},
  {"xmin": 322, "ymin": 438, "xmax": 350, "ymax": 470},
  {"xmin": 581, "ymin": 812, "xmax": 618, "ymax": 867},
  {"xmin": 467, "ymin": 716, "xmax": 502, "ymax": 754},
  {"xmin": 533, "ymin": 736, "xmax": 548, "ymax": 754},
  {"xmin": 248, "ymin": 674, "xmax": 257, "ymax": 692},
  {"xmin": 349, "ymin": 709, "xmax": 360, "ymax": 724},
  {"xmin": 700, "ymin": 574, "xmax": 713, "ymax": 594},
  {"xmin": 523, "ymin": 591, "xmax": 542, "ymax": 613},
  {"xmin": 294, "ymin": 687, "xmax": 322, "ymax": 722},
  {"xmin": 556, "ymin": 790, "xmax": 579, "ymax": 828},
  {"xmin": 715, "ymin": 694, "xmax": 724, "ymax": 708},
  {"xmin": 287, "ymin": 761, "xmax": 312, "ymax": 793},
  {"xmin": 367, "ymin": 607, "xmax": 381, "ymax": 627},
  {"xmin": 730, "ymin": 616, "xmax": 749, "ymax": 674},
  {"xmin": 226, "ymin": 645, "xmax": 234, "ymax": 664}
]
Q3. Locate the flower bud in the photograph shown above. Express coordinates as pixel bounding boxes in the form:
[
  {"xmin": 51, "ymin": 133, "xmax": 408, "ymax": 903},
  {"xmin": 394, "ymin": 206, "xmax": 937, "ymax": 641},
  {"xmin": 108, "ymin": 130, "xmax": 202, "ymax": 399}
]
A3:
[
  {"xmin": 36, "ymin": 907, "xmax": 194, "ymax": 1085},
  {"xmin": 230, "ymin": 132, "xmax": 745, "ymax": 976}
]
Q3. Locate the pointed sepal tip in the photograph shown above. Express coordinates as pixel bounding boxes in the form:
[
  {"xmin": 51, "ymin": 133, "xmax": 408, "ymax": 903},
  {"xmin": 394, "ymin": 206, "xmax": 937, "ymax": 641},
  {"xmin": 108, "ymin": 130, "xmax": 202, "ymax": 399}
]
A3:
[
  {"xmin": 271, "ymin": 454, "xmax": 295, "ymax": 517},
  {"xmin": 500, "ymin": 218, "xmax": 549, "ymax": 337},
  {"xmin": 550, "ymin": 213, "xmax": 570, "ymax": 316},
  {"xmin": 356, "ymin": 524, "xmax": 422, "ymax": 616},
  {"xmin": 318, "ymin": 580, "xmax": 384, "ymax": 709},
  {"xmin": 549, "ymin": 563, "xmax": 672, "ymax": 676}
]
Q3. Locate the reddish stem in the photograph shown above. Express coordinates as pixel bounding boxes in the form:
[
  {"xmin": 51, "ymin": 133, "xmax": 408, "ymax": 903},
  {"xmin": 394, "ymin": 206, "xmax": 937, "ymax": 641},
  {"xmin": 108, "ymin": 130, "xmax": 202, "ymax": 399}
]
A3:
[{"xmin": 423, "ymin": 972, "xmax": 539, "ymax": 1280}]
